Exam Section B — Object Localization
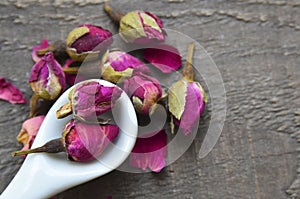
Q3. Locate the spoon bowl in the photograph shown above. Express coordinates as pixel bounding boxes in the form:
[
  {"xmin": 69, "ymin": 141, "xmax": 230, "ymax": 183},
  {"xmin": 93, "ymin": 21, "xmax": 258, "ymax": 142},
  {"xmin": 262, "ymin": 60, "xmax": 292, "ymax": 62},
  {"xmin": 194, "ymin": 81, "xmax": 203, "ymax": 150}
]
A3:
[{"xmin": 0, "ymin": 79, "xmax": 138, "ymax": 199}]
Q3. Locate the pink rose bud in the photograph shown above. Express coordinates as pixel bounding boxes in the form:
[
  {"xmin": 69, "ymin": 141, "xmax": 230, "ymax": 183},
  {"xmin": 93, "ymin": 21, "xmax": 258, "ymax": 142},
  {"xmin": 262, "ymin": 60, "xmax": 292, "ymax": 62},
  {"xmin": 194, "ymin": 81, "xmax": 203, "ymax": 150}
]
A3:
[
  {"xmin": 168, "ymin": 80, "xmax": 206, "ymax": 135},
  {"xmin": 56, "ymin": 81, "xmax": 122, "ymax": 121},
  {"xmin": 12, "ymin": 119, "xmax": 119, "ymax": 162},
  {"xmin": 168, "ymin": 43, "xmax": 207, "ymax": 135},
  {"xmin": 123, "ymin": 72, "xmax": 162, "ymax": 115},
  {"xmin": 66, "ymin": 24, "xmax": 113, "ymax": 62},
  {"xmin": 16, "ymin": 116, "xmax": 45, "ymax": 158},
  {"xmin": 104, "ymin": 3, "xmax": 165, "ymax": 44},
  {"xmin": 101, "ymin": 49, "xmax": 149, "ymax": 83},
  {"xmin": 29, "ymin": 52, "xmax": 66, "ymax": 100},
  {"xmin": 0, "ymin": 77, "xmax": 26, "ymax": 104},
  {"xmin": 119, "ymin": 11, "xmax": 165, "ymax": 44},
  {"xmin": 130, "ymin": 130, "xmax": 167, "ymax": 172}
]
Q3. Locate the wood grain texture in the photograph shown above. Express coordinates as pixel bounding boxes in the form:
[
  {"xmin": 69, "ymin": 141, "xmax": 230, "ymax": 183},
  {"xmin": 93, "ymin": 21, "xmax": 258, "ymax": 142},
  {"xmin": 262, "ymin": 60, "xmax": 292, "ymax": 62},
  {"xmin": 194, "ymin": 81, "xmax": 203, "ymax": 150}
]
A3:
[{"xmin": 0, "ymin": 0, "xmax": 299, "ymax": 198}]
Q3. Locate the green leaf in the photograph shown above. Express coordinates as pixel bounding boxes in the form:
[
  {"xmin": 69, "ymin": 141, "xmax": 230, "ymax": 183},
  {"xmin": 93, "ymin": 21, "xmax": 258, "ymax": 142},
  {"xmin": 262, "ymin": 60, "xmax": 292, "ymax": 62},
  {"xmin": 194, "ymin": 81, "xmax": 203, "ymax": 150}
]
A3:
[
  {"xmin": 101, "ymin": 64, "xmax": 133, "ymax": 84},
  {"xmin": 119, "ymin": 11, "xmax": 147, "ymax": 43},
  {"xmin": 140, "ymin": 12, "xmax": 162, "ymax": 32},
  {"xmin": 132, "ymin": 96, "xmax": 143, "ymax": 113},
  {"xmin": 66, "ymin": 26, "xmax": 89, "ymax": 46},
  {"xmin": 66, "ymin": 47, "xmax": 100, "ymax": 62},
  {"xmin": 168, "ymin": 79, "xmax": 188, "ymax": 120}
]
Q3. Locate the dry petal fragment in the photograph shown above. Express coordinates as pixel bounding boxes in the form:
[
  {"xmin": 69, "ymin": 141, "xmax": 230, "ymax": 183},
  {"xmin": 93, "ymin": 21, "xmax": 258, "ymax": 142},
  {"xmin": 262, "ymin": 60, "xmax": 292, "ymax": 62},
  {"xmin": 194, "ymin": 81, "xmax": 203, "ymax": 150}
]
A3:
[
  {"xmin": 0, "ymin": 77, "xmax": 26, "ymax": 104},
  {"xmin": 143, "ymin": 44, "xmax": 181, "ymax": 73},
  {"xmin": 130, "ymin": 130, "xmax": 167, "ymax": 172},
  {"xmin": 16, "ymin": 115, "xmax": 45, "ymax": 157}
]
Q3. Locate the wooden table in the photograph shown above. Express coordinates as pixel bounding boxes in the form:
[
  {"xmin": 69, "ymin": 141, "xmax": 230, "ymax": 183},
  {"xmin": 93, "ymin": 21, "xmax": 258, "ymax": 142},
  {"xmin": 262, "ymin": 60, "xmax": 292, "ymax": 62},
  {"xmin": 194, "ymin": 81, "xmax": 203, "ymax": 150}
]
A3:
[{"xmin": 1, "ymin": 0, "xmax": 299, "ymax": 198}]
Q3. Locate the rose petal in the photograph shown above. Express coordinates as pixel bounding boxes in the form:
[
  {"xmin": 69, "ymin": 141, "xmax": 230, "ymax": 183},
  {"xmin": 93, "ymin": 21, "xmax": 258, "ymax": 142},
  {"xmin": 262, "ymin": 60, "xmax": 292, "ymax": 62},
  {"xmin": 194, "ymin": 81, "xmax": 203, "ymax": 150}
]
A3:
[
  {"xmin": 108, "ymin": 51, "xmax": 146, "ymax": 72},
  {"xmin": 0, "ymin": 77, "xmax": 26, "ymax": 104},
  {"xmin": 17, "ymin": 115, "xmax": 45, "ymax": 157},
  {"xmin": 32, "ymin": 39, "xmax": 49, "ymax": 63},
  {"xmin": 145, "ymin": 12, "xmax": 163, "ymax": 28},
  {"xmin": 22, "ymin": 116, "xmax": 46, "ymax": 137},
  {"xmin": 143, "ymin": 44, "xmax": 181, "ymax": 73},
  {"xmin": 178, "ymin": 82, "xmax": 205, "ymax": 135},
  {"xmin": 130, "ymin": 130, "xmax": 167, "ymax": 172}
]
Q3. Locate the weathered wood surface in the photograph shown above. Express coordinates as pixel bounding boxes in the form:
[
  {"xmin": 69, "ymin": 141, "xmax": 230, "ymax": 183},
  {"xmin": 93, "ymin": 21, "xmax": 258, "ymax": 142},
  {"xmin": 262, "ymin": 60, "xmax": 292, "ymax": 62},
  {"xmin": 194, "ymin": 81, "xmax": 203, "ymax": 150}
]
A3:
[{"xmin": 0, "ymin": 0, "xmax": 300, "ymax": 198}]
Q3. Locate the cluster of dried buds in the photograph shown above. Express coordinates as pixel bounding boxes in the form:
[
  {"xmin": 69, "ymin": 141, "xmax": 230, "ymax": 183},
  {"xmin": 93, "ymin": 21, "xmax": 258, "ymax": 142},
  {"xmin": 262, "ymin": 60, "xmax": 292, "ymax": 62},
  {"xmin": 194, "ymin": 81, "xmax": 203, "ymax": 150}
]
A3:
[
  {"xmin": 13, "ymin": 80, "xmax": 122, "ymax": 162},
  {"xmin": 2, "ymin": 1, "xmax": 207, "ymax": 173}
]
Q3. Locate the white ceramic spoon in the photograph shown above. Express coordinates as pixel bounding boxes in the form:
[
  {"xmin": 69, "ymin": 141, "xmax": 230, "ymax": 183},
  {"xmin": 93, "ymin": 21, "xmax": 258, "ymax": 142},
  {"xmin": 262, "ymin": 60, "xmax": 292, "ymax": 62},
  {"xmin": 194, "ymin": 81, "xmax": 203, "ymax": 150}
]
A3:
[{"xmin": 0, "ymin": 79, "xmax": 138, "ymax": 199}]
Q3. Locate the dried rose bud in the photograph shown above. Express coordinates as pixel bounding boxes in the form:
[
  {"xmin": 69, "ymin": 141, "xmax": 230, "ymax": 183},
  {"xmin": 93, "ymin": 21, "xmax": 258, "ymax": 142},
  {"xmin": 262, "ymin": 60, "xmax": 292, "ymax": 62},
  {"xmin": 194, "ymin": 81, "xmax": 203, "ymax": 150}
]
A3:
[
  {"xmin": 66, "ymin": 24, "xmax": 113, "ymax": 62},
  {"xmin": 130, "ymin": 130, "xmax": 167, "ymax": 172},
  {"xmin": 32, "ymin": 39, "xmax": 68, "ymax": 64},
  {"xmin": 29, "ymin": 52, "xmax": 66, "ymax": 100},
  {"xmin": 0, "ymin": 77, "xmax": 26, "ymax": 104},
  {"xmin": 123, "ymin": 72, "xmax": 162, "ymax": 115},
  {"xmin": 119, "ymin": 11, "xmax": 165, "ymax": 44},
  {"xmin": 168, "ymin": 43, "xmax": 207, "ymax": 135},
  {"xmin": 56, "ymin": 81, "xmax": 122, "ymax": 121},
  {"xmin": 13, "ymin": 119, "xmax": 119, "ymax": 162},
  {"xmin": 63, "ymin": 120, "xmax": 119, "ymax": 162},
  {"xmin": 16, "ymin": 116, "xmax": 45, "ymax": 158},
  {"xmin": 101, "ymin": 49, "xmax": 149, "ymax": 83},
  {"xmin": 168, "ymin": 80, "xmax": 206, "ymax": 135},
  {"xmin": 104, "ymin": 4, "xmax": 165, "ymax": 44},
  {"xmin": 143, "ymin": 44, "xmax": 182, "ymax": 73}
]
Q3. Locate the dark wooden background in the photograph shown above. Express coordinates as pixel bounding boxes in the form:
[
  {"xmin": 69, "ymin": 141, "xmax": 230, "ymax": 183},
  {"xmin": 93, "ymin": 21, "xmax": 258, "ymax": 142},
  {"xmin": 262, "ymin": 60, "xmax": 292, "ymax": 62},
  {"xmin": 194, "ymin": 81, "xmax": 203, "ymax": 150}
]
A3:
[{"xmin": 1, "ymin": 0, "xmax": 300, "ymax": 198}]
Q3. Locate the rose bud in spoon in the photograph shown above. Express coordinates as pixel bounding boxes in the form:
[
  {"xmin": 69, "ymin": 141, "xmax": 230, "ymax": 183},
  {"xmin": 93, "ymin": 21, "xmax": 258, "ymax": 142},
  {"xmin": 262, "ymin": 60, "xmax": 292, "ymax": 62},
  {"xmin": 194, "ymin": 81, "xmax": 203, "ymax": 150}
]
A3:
[{"xmin": 12, "ymin": 119, "xmax": 119, "ymax": 162}]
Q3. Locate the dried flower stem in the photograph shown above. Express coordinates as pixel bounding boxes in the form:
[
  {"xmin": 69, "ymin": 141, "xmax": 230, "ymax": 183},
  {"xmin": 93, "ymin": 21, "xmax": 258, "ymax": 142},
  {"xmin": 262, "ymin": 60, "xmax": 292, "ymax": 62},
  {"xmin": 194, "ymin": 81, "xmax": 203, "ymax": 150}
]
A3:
[
  {"xmin": 103, "ymin": 1, "xmax": 123, "ymax": 23},
  {"xmin": 29, "ymin": 94, "xmax": 40, "ymax": 118},
  {"xmin": 63, "ymin": 67, "xmax": 80, "ymax": 75},
  {"xmin": 12, "ymin": 138, "xmax": 65, "ymax": 157},
  {"xmin": 182, "ymin": 42, "xmax": 195, "ymax": 82}
]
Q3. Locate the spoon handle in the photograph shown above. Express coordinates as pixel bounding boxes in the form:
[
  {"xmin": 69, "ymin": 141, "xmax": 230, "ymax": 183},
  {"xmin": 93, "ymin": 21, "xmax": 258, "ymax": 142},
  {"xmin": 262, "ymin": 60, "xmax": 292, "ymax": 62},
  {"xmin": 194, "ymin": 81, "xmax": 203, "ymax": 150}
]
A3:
[{"xmin": 0, "ymin": 155, "xmax": 62, "ymax": 199}]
